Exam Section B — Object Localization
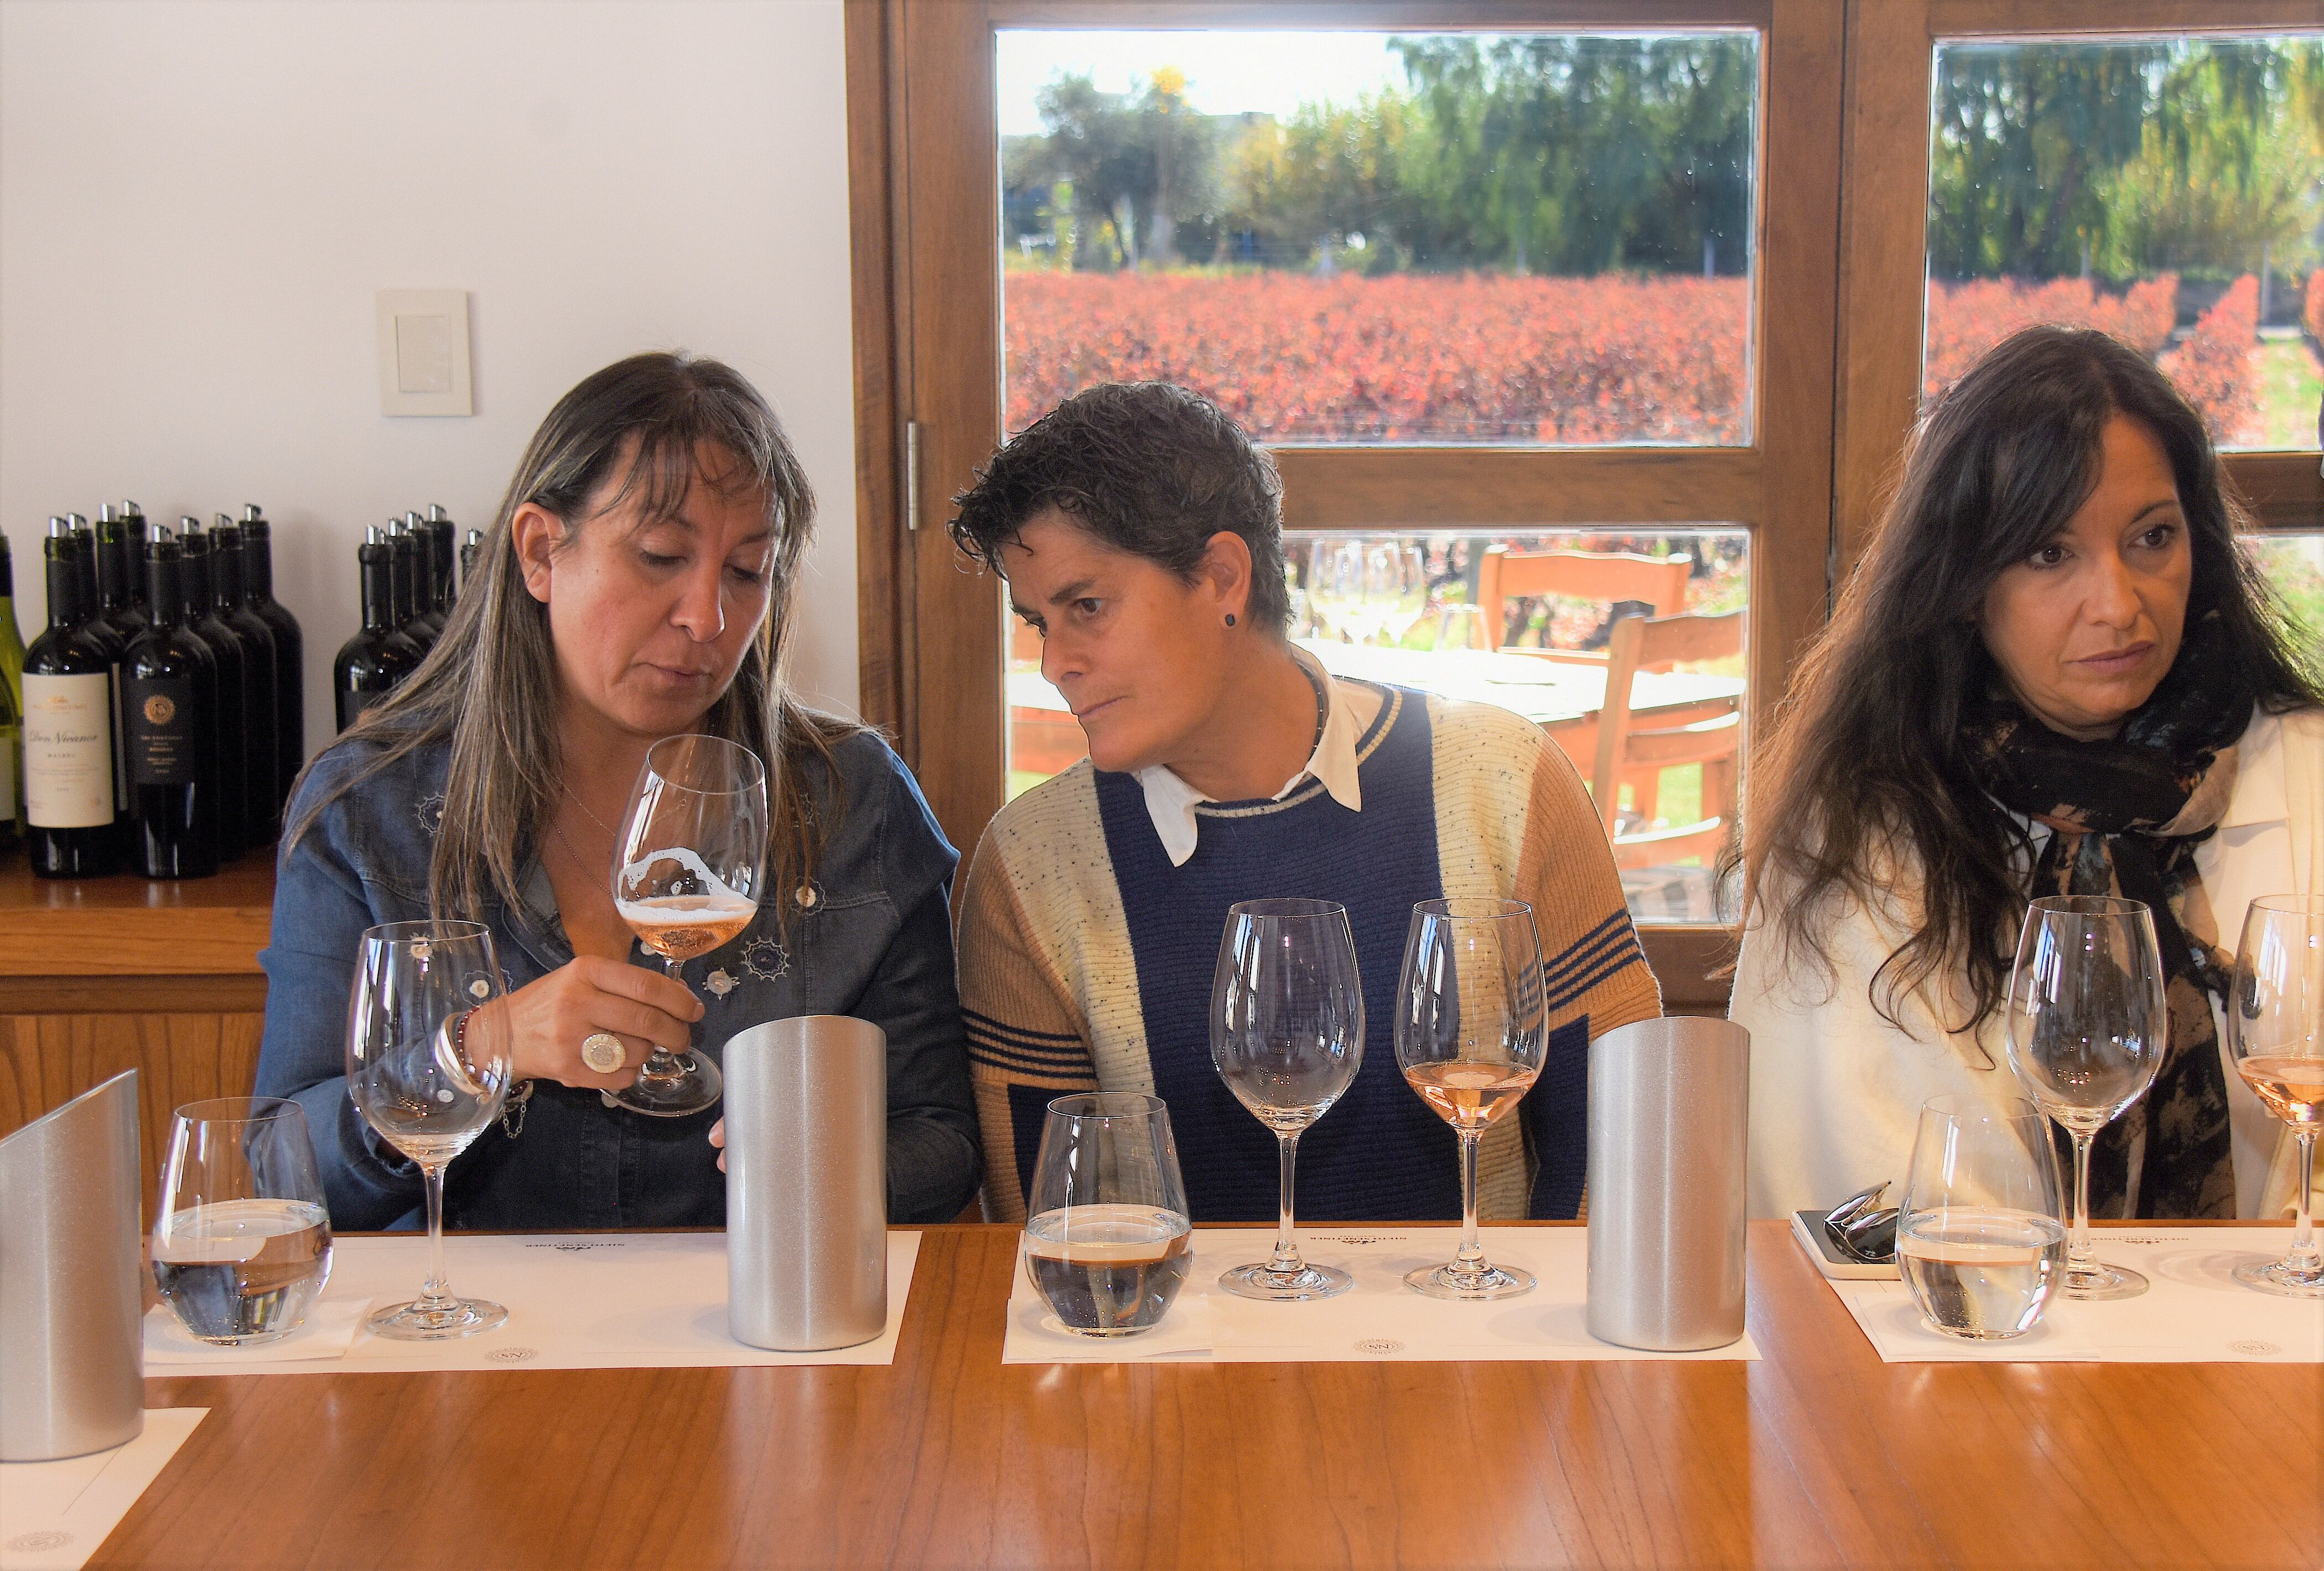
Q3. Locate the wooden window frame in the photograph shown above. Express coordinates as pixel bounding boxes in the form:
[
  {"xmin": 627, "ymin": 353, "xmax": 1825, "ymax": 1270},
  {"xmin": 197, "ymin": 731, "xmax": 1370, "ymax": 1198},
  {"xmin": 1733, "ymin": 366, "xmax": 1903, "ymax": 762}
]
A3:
[{"xmin": 851, "ymin": 0, "xmax": 2322, "ymax": 1012}]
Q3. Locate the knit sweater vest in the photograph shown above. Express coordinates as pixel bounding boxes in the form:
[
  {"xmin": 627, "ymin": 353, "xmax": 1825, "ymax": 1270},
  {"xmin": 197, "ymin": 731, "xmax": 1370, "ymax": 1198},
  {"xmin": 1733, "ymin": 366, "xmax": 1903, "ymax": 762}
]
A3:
[{"xmin": 958, "ymin": 685, "xmax": 1662, "ymax": 1224}]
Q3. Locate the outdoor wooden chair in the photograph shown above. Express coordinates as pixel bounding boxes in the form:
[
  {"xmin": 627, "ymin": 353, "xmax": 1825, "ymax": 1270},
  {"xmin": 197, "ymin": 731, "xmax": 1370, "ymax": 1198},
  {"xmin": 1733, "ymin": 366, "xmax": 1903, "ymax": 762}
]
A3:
[
  {"xmin": 1591, "ymin": 607, "xmax": 1746, "ymax": 870},
  {"xmin": 1474, "ymin": 545, "xmax": 1694, "ymax": 652}
]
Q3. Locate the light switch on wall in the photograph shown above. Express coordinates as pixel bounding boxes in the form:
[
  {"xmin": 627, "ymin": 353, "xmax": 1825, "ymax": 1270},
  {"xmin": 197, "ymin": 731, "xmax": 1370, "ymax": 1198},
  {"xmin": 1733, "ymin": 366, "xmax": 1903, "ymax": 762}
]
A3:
[{"xmin": 376, "ymin": 289, "xmax": 472, "ymax": 415}]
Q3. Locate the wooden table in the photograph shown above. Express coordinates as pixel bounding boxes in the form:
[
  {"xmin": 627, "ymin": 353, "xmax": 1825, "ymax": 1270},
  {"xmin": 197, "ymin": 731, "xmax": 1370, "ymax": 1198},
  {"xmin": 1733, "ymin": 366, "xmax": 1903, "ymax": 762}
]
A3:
[{"xmin": 112, "ymin": 1221, "xmax": 2322, "ymax": 1569}]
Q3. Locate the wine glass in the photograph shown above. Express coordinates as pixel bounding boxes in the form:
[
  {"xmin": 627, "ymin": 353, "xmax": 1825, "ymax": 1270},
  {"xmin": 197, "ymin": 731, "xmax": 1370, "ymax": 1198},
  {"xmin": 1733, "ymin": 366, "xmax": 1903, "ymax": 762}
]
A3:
[
  {"xmin": 2226, "ymin": 894, "xmax": 2324, "ymax": 1298},
  {"xmin": 1434, "ymin": 602, "xmax": 1489, "ymax": 652},
  {"xmin": 151, "ymin": 1097, "xmax": 332, "ymax": 1345},
  {"xmin": 1372, "ymin": 543, "xmax": 1430, "ymax": 648},
  {"xmin": 1394, "ymin": 898, "xmax": 1547, "ymax": 1299},
  {"xmin": 1306, "ymin": 540, "xmax": 1362, "ymax": 643},
  {"xmin": 1896, "ymin": 1095, "xmax": 2064, "ymax": 1339},
  {"xmin": 345, "ymin": 920, "xmax": 515, "ymax": 1339},
  {"xmin": 2003, "ymin": 895, "xmax": 2167, "ymax": 1301},
  {"xmin": 607, "ymin": 733, "xmax": 767, "ymax": 1117},
  {"xmin": 1022, "ymin": 1093, "xmax": 1193, "ymax": 1336},
  {"xmin": 1210, "ymin": 898, "xmax": 1365, "ymax": 1301}
]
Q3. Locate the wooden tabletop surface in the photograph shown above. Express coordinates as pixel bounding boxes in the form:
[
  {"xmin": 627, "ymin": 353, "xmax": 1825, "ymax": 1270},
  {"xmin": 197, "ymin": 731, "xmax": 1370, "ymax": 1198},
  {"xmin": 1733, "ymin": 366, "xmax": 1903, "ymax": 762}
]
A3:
[{"xmin": 111, "ymin": 1221, "xmax": 2322, "ymax": 1569}]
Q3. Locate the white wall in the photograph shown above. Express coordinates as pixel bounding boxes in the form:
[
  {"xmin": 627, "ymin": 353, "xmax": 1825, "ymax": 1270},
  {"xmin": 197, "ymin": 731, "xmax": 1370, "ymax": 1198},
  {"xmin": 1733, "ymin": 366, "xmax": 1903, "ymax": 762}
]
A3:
[{"xmin": 1, "ymin": 0, "xmax": 861, "ymax": 763}]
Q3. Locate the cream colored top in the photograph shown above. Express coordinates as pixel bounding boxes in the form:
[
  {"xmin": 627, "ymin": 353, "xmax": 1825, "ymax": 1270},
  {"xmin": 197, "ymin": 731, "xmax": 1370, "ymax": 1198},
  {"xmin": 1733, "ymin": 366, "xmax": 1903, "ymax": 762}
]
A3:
[{"xmin": 1732, "ymin": 705, "xmax": 2324, "ymax": 1221}]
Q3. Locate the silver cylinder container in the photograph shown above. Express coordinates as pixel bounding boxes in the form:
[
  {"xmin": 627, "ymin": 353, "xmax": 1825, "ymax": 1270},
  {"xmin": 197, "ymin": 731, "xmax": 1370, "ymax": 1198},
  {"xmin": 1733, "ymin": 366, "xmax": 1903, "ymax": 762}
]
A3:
[
  {"xmin": 1, "ymin": 1071, "xmax": 146, "ymax": 1460},
  {"xmin": 724, "ymin": 1016, "xmax": 888, "ymax": 1351},
  {"xmin": 1585, "ymin": 1017, "xmax": 1749, "ymax": 1351}
]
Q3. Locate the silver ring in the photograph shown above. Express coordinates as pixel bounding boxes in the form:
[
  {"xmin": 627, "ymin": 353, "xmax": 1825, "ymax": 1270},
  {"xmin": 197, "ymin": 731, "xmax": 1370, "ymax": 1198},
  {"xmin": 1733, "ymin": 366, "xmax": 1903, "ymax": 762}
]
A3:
[{"xmin": 580, "ymin": 1032, "xmax": 625, "ymax": 1074}]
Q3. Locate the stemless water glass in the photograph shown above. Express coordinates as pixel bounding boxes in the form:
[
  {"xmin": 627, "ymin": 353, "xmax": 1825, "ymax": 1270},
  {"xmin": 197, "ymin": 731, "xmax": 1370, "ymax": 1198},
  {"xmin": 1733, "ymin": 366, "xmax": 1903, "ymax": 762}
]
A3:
[
  {"xmin": 1897, "ymin": 1095, "xmax": 2066, "ymax": 1339},
  {"xmin": 2003, "ymin": 894, "xmax": 2167, "ymax": 1301},
  {"xmin": 2227, "ymin": 894, "xmax": 2324, "ymax": 1298},
  {"xmin": 1372, "ymin": 543, "xmax": 1430, "ymax": 647},
  {"xmin": 1022, "ymin": 1094, "xmax": 1193, "ymax": 1336},
  {"xmin": 1394, "ymin": 898, "xmax": 1547, "ymax": 1300},
  {"xmin": 1210, "ymin": 898, "xmax": 1365, "ymax": 1301},
  {"xmin": 151, "ymin": 1097, "xmax": 333, "ymax": 1345},
  {"xmin": 608, "ymin": 733, "xmax": 767, "ymax": 1117},
  {"xmin": 345, "ymin": 920, "xmax": 515, "ymax": 1340}
]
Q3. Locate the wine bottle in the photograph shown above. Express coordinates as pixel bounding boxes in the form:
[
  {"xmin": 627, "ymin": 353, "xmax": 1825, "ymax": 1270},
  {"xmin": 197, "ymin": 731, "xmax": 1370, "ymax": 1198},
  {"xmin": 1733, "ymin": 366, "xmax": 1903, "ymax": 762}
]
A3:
[
  {"xmin": 0, "ymin": 533, "xmax": 23, "ymax": 853},
  {"xmin": 209, "ymin": 516, "xmax": 281, "ymax": 843},
  {"xmin": 94, "ymin": 506, "xmax": 151, "ymax": 644},
  {"xmin": 459, "ymin": 527, "xmax": 484, "ymax": 594},
  {"xmin": 238, "ymin": 506, "xmax": 304, "ymax": 811},
  {"xmin": 387, "ymin": 518, "xmax": 434, "ymax": 648},
  {"xmin": 424, "ymin": 504, "xmax": 456, "ymax": 623},
  {"xmin": 66, "ymin": 514, "xmax": 132, "ymax": 824},
  {"xmin": 119, "ymin": 503, "xmax": 152, "ymax": 622},
  {"xmin": 177, "ymin": 521, "xmax": 251, "ymax": 861},
  {"xmin": 24, "ymin": 522, "xmax": 122, "ymax": 877},
  {"xmin": 333, "ymin": 526, "xmax": 424, "ymax": 732},
  {"xmin": 123, "ymin": 528, "xmax": 220, "ymax": 878}
]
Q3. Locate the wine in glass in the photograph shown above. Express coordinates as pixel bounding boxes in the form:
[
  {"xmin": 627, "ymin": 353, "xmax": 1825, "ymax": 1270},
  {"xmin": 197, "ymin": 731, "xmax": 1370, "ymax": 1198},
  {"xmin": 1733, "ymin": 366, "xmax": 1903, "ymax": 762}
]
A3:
[
  {"xmin": 1394, "ymin": 898, "xmax": 1547, "ymax": 1299},
  {"xmin": 2226, "ymin": 894, "xmax": 2324, "ymax": 1298},
  {"xmin": 345, "ymin": 920, "xmax": 515, "ymax": 1339},
  {"xmin": 2003, "ymin": 894, "xmax": 2167, "ymax": 1301},
  {"xmin": 1210, "ymin": 898, "xmax": 1365, "ymax": 1301},
  {"xmin": 1022, "ymin": 1093, "xmax": 1194, "ymax": 1336},
  {"xmin": 608, "ymin": 733, "xmax": 767, "ymax": 1117},
  {"xmin": 1896, "ymin": 1095, "xmax": 2065, "ymax": 1339}
]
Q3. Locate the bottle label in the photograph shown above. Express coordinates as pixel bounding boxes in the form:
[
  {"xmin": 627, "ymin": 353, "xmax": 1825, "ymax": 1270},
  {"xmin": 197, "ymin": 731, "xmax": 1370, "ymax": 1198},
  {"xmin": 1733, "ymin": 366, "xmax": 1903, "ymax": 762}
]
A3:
[
  {"xmin": 127, "ymin": 675, "xmax": 201, "ymax": 786},
  {"xmin": 23, "ymin": 672, "xmax": 114, "ymax": 827}
]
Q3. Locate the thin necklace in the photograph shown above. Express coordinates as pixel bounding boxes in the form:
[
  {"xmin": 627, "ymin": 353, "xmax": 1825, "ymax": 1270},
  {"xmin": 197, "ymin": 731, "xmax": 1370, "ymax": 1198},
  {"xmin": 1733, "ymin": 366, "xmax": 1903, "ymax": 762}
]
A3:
[{"xmin": 564, "ymin": 782, "xmax": 619, "ymax": 838}]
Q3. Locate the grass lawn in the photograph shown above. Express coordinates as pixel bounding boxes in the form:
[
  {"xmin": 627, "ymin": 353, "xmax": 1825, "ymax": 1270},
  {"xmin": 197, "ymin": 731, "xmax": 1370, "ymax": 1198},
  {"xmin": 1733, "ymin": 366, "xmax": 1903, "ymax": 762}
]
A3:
[{"xmin": 2248, "ymin": 334, "xmax": 2322, "ymax": 451}]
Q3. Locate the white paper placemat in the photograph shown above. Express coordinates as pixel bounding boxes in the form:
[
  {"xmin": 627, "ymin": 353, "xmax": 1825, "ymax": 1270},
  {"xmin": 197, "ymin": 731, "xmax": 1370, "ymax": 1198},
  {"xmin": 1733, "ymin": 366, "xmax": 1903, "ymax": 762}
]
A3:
[
  {"xmin": 143, "ymin": 1295, "xmax": 372, "ymax": 1366},
  {"xmin": 0, "ymin": 1409, "xmax": 206, "ymax": 1571},
  {"xmin": 1003, "ymin": 1226, "xmax": 1760, "ymax": 1364},
  {"xmin": 146, "ymin": 1231, "xmax": 919, "ymax": 1374},
  {"xmin": 1829, "ymin": 1227, "xmax": 2324, "ymax": 1362}
]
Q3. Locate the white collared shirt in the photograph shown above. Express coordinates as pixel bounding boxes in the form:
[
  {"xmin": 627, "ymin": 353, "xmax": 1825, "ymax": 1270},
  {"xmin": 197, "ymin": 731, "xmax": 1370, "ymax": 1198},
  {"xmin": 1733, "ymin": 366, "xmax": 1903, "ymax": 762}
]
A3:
[{"xmin": 1134, "ymin": 644, "xmax": 1384, "ymax": 867}]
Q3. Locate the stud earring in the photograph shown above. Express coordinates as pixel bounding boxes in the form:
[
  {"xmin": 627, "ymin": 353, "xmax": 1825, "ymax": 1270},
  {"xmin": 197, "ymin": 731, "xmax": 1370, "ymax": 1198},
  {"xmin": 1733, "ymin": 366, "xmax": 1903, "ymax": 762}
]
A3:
[{"xmin": 1225, "ymin": 613, "xmax": 1237, "ymax": 627}]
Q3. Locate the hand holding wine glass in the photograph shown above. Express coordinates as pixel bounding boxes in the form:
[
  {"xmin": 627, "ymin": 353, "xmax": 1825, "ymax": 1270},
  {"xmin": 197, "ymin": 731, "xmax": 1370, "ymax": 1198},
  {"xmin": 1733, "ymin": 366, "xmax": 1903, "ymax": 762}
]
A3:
[
  {"xmin": 2003, "ymin": 895, "xmax": 2167, "ymax": 1301},
  {"xmin": 2226, "ymin": 894, "xmax": 2324, "ymax": 1298},
  {"xmin": 1210, "ymin": 898, "xmax": 1365, "ymax": 1301},
  {"xmin": 344, "ymin": 920, "xmax": 515, "ymax": 1340},
  {"xmin": 608, "ymin": 733, "xmax": 767, "ymax": 1117},
  {"xmin": 1394, "ymin": 898, "xmax": 1547, "ymax": 1299}
]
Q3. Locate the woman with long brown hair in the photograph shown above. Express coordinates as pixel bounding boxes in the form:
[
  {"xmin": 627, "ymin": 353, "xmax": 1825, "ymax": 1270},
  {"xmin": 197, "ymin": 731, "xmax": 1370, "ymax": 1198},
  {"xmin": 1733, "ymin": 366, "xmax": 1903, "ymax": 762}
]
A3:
[
  {"xmin": 1732, "ymin": 326, "xmax": 2322, "ymax": 1223},
  {"xmin": 255, "ymin": 352, "xmax": 979, "ymax": 1229}
]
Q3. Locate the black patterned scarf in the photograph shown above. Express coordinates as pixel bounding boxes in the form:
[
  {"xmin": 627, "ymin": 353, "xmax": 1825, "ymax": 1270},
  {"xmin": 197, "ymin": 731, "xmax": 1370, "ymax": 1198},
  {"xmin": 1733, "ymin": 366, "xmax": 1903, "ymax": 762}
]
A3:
[{"xmin": 1967, "ymin": 612, "xmax": 2254, "ymax": 1220}]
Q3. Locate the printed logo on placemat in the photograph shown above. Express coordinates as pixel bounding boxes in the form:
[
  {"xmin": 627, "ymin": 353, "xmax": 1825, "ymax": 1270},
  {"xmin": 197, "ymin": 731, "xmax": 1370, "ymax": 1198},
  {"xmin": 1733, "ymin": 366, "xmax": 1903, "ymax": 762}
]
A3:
[
  {"xmin": 7, "ymin": 1531, "xmax": 73, "ymax": 1553},
  {"xmin": 1354, "ymin": 1338, "xmax": 1405, "ymax": 1355},
  {"xmin": 2228, "ymin": 1339, "xmax": 2284, "ymax": 1357},
  {"xmin": 524, "ymin": 1241, "xmax": 626, "ymax": 1252},
  {"xmin": 1311, "ymin": 1234, "xmax": 1408, "ymax": 1247},
  {"xmin": 485, "ymin": 1346, "xmax": 540, "ymax": 1364}
]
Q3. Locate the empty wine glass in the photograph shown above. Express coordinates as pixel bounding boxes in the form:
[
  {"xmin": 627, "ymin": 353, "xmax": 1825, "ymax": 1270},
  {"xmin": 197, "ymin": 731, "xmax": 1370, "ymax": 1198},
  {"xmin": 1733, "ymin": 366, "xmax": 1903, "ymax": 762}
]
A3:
[
  {"xmin": 1394, "ymin": 898, "xmax": 1547, "ymax": 1299},
  {"xmin": 2226, "ymin": 894, "xmax": 2324, "ymax": 1298},
  {"xmin": 1306, "ymin": 540, "xmax": 1365, "ymax": 643},
  {"xmin": 1434, "ymin": 602, "xmax": 1490, "ymax": 652},
  {"xmin": 151, "ymin": 1097, "xmax": 332, "ymax": 1345},
  {"xmin": 1022, "ymin": 1094, "xmax": 1193, "ymax": 1336},
  {"xmin": 608, "ymin": 733, "xmax": 767, "ymax": 1117},
  {"xmin": 1897, "ymin": 1095, "xmax": 2065, "ymax": 1339},
  {"xmin": 1210, "ymin": 898, "xmax": 1365, "ymax": 1301},
  {"xmin": 2003, "ymin": 895, "xmax": 2167, "ymax": 1301},
  {"xmin": 345, "ymin": 920, "xmax": 515, "ymax": 1339},
  {"xmin": 1371, "ymin": 543, "xmax": 1430, "ymax": 648}
]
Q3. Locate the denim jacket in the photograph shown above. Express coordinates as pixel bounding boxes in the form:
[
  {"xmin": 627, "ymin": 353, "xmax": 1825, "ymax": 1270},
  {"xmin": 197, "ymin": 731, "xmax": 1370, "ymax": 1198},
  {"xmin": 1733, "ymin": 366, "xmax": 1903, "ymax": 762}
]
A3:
[{"xmin": 254, "ymin": 729, "xmax": 981, "ymax": 1230}]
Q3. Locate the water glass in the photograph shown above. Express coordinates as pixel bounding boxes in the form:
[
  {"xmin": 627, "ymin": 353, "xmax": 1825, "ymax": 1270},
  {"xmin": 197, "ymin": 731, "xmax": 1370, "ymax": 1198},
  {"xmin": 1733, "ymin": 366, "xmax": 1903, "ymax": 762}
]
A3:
[
  {"xmin": 1210, "ymin": 898, "xmax": 1365, "ymax": 1301},
  {"xmin": 345, "ymin": 919, "xmax": 515, "ymax": 1340},
  {"xmin": 1393, "ymin": 898, "xmax": 1547, "ymax": 1299},
  {"xmin": 151, "ymin": 1097, "xmax": 332, "ymax": 1345},
  {"xmin": 1897, "ymin": 1095, "xmax": 2065, "ymax": 1339},
  {"xmin": 1023, "ymin": 1094, "xmax": 1192, "ymax": 1336},
  {"xmin": 2003, "ymin": 894, "xmax": 2166, "ymax": 1299},
  {"xmin": 2226, "ymin": 894, "xmax": 2324, "ymax": 1298}
]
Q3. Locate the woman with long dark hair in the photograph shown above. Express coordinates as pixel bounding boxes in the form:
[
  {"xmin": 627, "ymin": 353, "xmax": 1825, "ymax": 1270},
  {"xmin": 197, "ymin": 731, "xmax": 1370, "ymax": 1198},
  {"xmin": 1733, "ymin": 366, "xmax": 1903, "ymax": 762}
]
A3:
[
  {"xmin": 1733, "ymin": 326, "xmax": 2322, "ymax": 1222},
  {"xmin": 256, "ymin": 352, "xmax": 979, "ymax": 1229}
]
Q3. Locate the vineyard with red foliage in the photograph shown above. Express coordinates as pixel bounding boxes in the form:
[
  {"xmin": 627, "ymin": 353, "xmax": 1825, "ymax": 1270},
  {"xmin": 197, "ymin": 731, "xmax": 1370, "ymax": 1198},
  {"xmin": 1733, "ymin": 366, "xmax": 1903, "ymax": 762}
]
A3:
[{"xmin": 1004, "ymin": 269, "xmax": 2266, "ymax": 447}]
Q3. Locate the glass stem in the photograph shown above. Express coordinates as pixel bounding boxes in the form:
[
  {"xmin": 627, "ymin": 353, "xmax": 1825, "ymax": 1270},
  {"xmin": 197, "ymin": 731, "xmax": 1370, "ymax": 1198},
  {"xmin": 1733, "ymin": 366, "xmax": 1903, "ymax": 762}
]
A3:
[
  {"xmin": 641, "ymin": 956, "xmax": 689, "ymax": 1081},
  {"xmin": 2289, "ymin": 1132, "xmax": 2319, "ymax": 1277},
  {"xmin": 1454, "ymin": 1130, "xmax": 1486, "ymax": 1275},
  {"xmin": 417, "ymin": 1162, "xmax": 454, "ymax": 1310},
  {"xmin": 1268, "ymin": 1131, "xmax": 1304, "ymax": 1275},
  {"xmin": 2067, "ymin": 1129, "xmax": 2097, "ymax": 1276}
]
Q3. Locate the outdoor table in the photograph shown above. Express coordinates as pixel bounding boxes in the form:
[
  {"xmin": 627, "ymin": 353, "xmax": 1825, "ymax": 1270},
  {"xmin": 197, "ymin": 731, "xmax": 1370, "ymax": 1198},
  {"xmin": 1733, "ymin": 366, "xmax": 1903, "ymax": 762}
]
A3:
[{"xmin": 108, "ymin": 1220, "xmax": 2321, "ymax": 1569}]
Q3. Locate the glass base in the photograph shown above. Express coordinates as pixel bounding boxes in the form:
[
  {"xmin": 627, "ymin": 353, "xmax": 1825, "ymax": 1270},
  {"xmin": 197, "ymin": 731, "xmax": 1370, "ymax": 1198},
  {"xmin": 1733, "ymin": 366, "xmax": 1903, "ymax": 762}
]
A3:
[
  {"xmin": 605, "ymin": 1050, "xmax": 722, "ymax": 1117},
  {"xmin": 1405, "ymin": 1260, "xmax": 1536, "ymax": 1301},
  {"xmin": 368, "ymin": 1296, "xmax": 507, "ymax": 1341},
  {"xmin": 2233, "ymin": 1257, "xmax": 2324, "ymax": 1298},
  {"xmin": 1217, "ymin": 1261, "xmax": 1353, "ymax": 1301},
  {"xmin": 2060, "ymin": 1260, "xmax": 2148, "ymax": 1300}
]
